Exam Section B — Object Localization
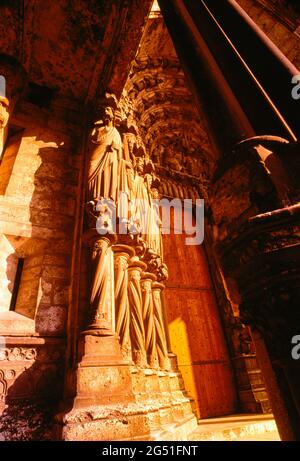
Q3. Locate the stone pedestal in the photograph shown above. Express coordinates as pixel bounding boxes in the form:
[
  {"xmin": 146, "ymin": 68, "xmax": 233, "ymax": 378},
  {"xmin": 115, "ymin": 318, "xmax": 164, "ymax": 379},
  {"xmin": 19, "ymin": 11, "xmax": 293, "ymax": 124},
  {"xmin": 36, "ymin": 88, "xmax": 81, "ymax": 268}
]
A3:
[
  {"xmin": 74, "ymin": 233, "xmax": 133, "ymax": 387},
  {"xmin": 54, "ymin": 233, "xmax": 137, "ymax": 439}
]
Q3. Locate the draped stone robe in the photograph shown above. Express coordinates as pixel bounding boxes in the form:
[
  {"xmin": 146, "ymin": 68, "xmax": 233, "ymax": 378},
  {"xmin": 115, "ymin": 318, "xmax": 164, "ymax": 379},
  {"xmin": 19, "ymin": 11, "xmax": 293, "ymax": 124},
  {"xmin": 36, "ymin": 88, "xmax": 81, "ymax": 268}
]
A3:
[{"xmin": 87, "ymin": 125, "xmax": 123, "ymax": 204}]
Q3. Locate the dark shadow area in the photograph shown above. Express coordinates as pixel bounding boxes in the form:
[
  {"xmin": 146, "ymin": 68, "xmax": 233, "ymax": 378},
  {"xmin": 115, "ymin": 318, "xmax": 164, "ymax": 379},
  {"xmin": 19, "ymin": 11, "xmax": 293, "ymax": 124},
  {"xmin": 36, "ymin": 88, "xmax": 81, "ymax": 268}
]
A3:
[{"xmin": 0, "ymin": 343, "xmax": 64, "ymax": 441}]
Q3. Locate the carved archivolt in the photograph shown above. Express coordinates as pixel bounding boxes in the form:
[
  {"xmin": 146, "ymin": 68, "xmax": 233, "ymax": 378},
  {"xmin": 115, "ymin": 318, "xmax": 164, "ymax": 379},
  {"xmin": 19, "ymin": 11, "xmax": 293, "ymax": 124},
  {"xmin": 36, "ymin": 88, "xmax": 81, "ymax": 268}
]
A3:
[{"xmin": 120, "ymin": 54, "xmax": 214, "ymax": 203}]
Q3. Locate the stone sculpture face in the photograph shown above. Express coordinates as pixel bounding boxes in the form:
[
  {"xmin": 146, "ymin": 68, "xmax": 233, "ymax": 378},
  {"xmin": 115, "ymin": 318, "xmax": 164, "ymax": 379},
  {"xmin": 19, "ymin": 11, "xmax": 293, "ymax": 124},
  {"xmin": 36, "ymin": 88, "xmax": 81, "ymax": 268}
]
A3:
[
  {"xmin": 135, "ymin": 156, "xmax": 144, "ymax": 174},
  {"xmin": 102, "ymin": 105, "xmax": 114, "ymax": 124},
  {"xmin": 0, "ymin": 98, "xmax": 9, "ymax": 129}
]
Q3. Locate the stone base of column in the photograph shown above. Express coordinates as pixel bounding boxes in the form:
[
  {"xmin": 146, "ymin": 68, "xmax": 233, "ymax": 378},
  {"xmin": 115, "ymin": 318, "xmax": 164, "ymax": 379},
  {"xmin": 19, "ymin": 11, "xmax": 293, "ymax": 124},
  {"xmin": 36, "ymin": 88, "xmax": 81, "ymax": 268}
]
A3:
[
  {"xmin": 53, "ymin": 328, "xmax": 138, "ymax": 439},
  {"xmin": 54, "ymin": 400, "xmax": 198, "ymax": 441},
  {"xmin": 73, "ymin": 332, "xmax": 133, "ymax": 406},
  {"xmin": 77, "ymin": 331, "xmax": 125, "ymax": 366},
  {"xmin": 54, "ymin": 356, "xmax": 198, "ymax": 440}
]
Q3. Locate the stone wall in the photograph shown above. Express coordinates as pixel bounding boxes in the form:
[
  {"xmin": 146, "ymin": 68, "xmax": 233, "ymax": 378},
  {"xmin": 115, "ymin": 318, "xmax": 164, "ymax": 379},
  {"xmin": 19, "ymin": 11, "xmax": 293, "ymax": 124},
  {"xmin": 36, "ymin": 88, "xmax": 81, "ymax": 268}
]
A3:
[{"xmin": 0, "ymin": 95, "xmax": 83, "ymax": 438}]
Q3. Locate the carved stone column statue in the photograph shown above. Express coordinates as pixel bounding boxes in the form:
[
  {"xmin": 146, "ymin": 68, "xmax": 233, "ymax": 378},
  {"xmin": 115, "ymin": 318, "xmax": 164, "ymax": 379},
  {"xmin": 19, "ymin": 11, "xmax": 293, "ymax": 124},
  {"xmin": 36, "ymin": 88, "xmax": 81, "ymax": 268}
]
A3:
[
  {"xmin": 0, "ymin": 55, "xmax": 27, "ymax": 158},
  {"xmin": 128, "ymin": 256, "xmax": 147, "ymax": 368},
  {"xmin": 87, "ymin": 102, "xmax": 122, "ymax": 204},
  {"xmin": 113, "ymin": 244, "xmax": 134, "ymax": 361},
  {"xmin": 141, "ymin": 272, "xmax": 158, "ymax": 369},
  {"xmin": 0, "ymin": 96, "xmax": 9, "ymax": 157},
  {"xmin": 87, "ymin": 93, "xmax": 133, "ymax": 230},
  {"xmin": 73, "ymin": 95, "xmax": 135, "ymax": 409}
]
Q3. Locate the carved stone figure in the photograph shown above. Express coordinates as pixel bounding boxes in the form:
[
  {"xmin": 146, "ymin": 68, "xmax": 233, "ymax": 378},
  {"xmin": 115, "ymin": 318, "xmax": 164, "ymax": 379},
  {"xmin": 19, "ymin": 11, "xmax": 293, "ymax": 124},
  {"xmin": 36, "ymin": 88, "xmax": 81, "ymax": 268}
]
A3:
[
  {"xmin": 164, "ymin": 146, "xmax": 182, "ymax": 172},
  {"xmin": 87, "ymin": 94, "xmax": 136, "ymax": 234},
  {"xmin": 0, "ymin": 96, "xmax": 9, "ymax": 156},
  {"xmin": 85, "ymin": 235, "xmax": 115, "ymax": 334},
  {"xmin": 0, "ymin": 96, "xmax": 9, "ymax": 129},
  {"xmin": 87, "ymin": 102, "xmax": 122, "ymax": 204},
  {"xmin": 148, "ymin": 185, "xmax": 163, "ymax": 256},
  {"xmin": 130, "ymin": 155, "xmax": 153, "ymax": 238},
  {"xmin": 184, "ymin": 155, "xmax": 202, "ymax": 177}
]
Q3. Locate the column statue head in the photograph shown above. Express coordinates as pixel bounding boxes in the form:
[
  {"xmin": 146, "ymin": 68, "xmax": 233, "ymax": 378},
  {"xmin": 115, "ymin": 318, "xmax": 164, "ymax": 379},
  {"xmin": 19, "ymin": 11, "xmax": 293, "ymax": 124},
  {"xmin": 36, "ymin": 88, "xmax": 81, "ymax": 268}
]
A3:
[
  {"xmin": 0, "ymin": 96, "xmax": 9, "ymax": 129},
  {"xmin": 101, "ymin": 105, "xmax": 114, "ymax": 125}
]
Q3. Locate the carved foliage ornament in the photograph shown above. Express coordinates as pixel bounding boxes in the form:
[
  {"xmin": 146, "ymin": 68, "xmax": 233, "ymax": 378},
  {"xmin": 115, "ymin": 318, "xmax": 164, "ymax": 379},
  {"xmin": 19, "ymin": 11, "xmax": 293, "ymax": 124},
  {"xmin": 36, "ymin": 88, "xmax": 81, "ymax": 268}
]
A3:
[{"xmin": 0, "ymin": 347, "xmax": 37, "ymax": 361}]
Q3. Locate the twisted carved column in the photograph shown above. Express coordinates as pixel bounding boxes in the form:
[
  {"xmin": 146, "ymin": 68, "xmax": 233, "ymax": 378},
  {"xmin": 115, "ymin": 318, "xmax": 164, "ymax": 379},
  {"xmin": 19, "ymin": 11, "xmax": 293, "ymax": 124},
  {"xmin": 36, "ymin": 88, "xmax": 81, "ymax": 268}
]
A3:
[
  {"xmin": 141, "ymin": 272, "xmax": 158, "ymax": 369},
  {"xmin": 152, "ymin": 281, "xmax": 170, "ymax": 371},
  {"xmin": 83, "ymin": 230, "xmax": 116, "ymax": 335},
  {"xmin": 128, "ymin": 256, "xmax": 147, "ymax": 368},
  {"xmin": 113, "ymin": 244, "xmax": 134, "ymax": 361}
]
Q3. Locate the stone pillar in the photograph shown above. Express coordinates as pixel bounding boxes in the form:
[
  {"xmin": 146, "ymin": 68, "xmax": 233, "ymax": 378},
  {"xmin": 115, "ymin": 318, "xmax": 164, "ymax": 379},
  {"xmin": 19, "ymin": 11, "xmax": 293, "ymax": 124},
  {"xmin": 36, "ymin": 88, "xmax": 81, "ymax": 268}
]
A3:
[
  {"xmin": 113, "ymin": 244, "xmax": 135, "ymax": 362},
  {"xmin": 141, "ymin": 272, "xmax": 158, "ymax": 369},
  {"xmin": 83, "ymin": 231, "xmax": 115, "ymax": 336},
  {"xmin": 0, "ymin": 95, "xmax": 9, "ymax": 157},
  {"xmin": 74, "ymin": 230, "xmax": 132, "ymax": 407},
  {"xmin": 128, "ymin": 256, "xmax": 147, "ymax": 368},
  {"xmin": 152, "ymin": 281, "xmax": 170, "ymax": 371}
]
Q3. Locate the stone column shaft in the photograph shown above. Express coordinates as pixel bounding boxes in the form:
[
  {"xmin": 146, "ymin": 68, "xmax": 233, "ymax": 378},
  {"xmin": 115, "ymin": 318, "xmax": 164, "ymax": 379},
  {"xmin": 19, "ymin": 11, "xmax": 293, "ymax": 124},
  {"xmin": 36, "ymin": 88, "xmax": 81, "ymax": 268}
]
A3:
[
  {"xmin": 85, "ymin": 234, "xmax": 115, "ymax": 335},
  {"xmin": 141, "ymin": 272, "xmax": 158, "ymax": 369},
  {"xmin": 113, "ymin": 244, "xmax": 135, "ymax": 361},
  {"xmin": 152, "ymin": 281, "xmax": 170, "ymax": 371},
  {"xmin": 128, "ymin": 256, "xmax": 147, "ymax": 368}
]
